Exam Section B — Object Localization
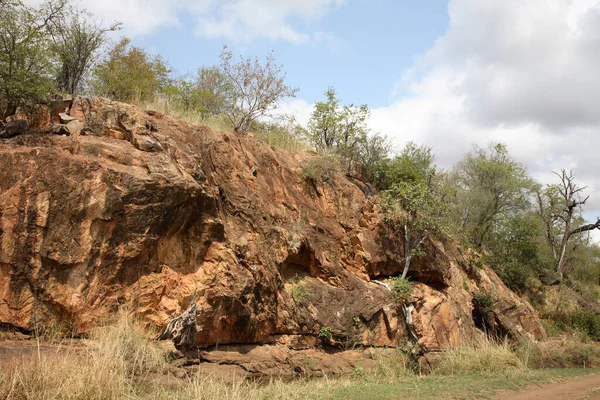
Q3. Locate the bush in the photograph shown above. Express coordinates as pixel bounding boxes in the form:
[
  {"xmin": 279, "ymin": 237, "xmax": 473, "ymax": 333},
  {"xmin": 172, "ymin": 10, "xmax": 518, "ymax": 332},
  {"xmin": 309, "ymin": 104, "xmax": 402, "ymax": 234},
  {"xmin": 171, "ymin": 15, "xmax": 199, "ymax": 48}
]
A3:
[
  {"xmin": 547, "ymin": 310, "xmax": 600, "ymax": 340},
  {"xmin": 472, "ymin": 291, "xmax": 495, "ymax": 314},
  {"xmin": 290, "ymin": 277, "xmax": 312, "ymax": 305},
  {"xmin": 390, "ymin": 277, "xmax": 413, "ymax": 303},
  {"xmin": 302, "ymin": 155, "xmax": 338, "ymax": 183},
  {"xmin": 91, "ymin": 38, "xmax": 171, "ymax": 103},
  {"xmin": 319, "ymin": 326, "xmax": 333, "ymax": 340}
]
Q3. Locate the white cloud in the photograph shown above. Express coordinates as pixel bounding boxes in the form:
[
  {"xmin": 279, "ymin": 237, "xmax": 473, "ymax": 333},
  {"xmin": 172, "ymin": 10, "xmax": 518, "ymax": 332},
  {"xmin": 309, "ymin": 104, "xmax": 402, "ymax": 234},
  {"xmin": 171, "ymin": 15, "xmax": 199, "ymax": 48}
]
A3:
[
  {"xmin": 195, "ymin": 0, "xmax": 345, "ymax": 44},
  {"xmin": 275, "ymin": 99, "xmax": 314, "ymax": 126},
  {"xmin": 367, "ymin": 0, "xmax": 600, "ymax": 240},
  {"xmin": 24, "ymin": 0, "xmax": 344, "ymax": 42}
]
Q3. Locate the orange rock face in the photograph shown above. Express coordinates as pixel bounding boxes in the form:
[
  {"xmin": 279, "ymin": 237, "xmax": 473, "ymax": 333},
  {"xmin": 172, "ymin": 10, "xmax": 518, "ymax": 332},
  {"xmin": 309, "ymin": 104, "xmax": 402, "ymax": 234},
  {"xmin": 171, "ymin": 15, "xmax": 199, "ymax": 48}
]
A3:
[{"xmin": 0, "ymin": 99, "xmax": 545, "ymax": 349}]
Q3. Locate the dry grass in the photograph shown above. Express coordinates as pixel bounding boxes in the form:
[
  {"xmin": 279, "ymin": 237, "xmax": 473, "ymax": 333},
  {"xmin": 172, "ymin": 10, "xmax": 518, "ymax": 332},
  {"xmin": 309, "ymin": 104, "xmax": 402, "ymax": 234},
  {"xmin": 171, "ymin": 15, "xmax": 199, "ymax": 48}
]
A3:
[
  {"xmin": 434, "ymin": 338, "xmax": 525, "ymax": 376},
  {"xmin": 137, "ymin": 99, "xmax": 233, "ymax": 133},
  {"xmin": 517, "ymin": 336, "xmax": 600, "ymax": 369},
  {"xmin": 0, "ymin": 313, "xmax": 410, "ymax": 400},
  {"xmin": 252, "ymin": 128, "xmax": 310, "ymax": 153},
  {"xmin": 2, "ymin": 314, "xmax": 599, "ymax": 399},
  {"xmin": 137, "ymin": 99, "xmax": 312, "ymax": 153},
  {"xmin": 0, "ymin": 313, "xmax": 168, "ymax": 400}
]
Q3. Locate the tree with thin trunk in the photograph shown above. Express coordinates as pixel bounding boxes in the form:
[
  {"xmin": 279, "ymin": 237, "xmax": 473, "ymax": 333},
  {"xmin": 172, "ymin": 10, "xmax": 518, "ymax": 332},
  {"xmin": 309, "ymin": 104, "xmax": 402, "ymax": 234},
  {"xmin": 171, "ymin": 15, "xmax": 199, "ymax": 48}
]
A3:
[
  {"xmin": 452, "ymin": 143, "xmax": 535, "ymax": 249},
  {"xmin": 49, "ymin": 10, "xmax": 121, "ymax": 94},
  {"xmin": 380, "ymin": 171, "xmax": 448, "ymax": 279},
  {"xmin": 0, "ymin": 0, "xmax": 69, "ymax": 118},
  {"xmin": 537, "ymin": 169, "xmax": 600, "ymax": 279},
  {"xmin": 91, "ymin": 38, "xmax": 171, "ymax": 103},
  {"xmin": 219, "ymin": 46, "xmax": 298, "ymax": 134}
]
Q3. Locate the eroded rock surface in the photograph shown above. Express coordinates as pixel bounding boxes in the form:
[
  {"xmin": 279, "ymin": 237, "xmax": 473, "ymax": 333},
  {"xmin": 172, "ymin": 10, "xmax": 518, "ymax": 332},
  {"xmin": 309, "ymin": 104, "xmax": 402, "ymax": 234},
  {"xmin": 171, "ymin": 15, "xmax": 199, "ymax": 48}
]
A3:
[{"xmin": 0, "ymin": 99, "xmax": 545, "ymax": 352}]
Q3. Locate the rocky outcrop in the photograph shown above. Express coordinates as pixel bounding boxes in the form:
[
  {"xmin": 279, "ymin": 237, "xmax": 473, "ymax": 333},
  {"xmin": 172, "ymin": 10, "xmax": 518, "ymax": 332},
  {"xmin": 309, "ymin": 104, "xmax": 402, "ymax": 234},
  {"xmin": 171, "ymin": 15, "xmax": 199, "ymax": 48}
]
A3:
[{"xmin": 0, "ymin": 99, "xmax": 545, "ymax": 351}]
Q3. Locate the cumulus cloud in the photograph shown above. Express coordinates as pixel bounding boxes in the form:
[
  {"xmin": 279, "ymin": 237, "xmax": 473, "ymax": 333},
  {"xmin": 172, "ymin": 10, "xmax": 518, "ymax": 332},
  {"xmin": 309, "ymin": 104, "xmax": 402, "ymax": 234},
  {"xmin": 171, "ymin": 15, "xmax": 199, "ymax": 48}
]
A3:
[
  {"xmin": 195, "ymin": 0, "xmax": 345, "ymax": 44},
  {"xmin": 23, "ymin": 0, "xmax": 344, "ymax": 41},
  {"xmin": 368, "ymin": 0, "xmax": 600, "ymax": 235}
]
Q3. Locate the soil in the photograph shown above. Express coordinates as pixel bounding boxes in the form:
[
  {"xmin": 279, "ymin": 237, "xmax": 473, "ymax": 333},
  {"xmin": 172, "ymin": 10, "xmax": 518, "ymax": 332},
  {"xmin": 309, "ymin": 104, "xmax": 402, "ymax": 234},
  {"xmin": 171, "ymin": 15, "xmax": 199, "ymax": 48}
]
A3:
[
  {"xmin": 493, "ymin": 373, "xmax": 600, "ymax": 400},
  {"xmin": 0, "ymin": 339, "xmax": 85, "ymax": 369}
]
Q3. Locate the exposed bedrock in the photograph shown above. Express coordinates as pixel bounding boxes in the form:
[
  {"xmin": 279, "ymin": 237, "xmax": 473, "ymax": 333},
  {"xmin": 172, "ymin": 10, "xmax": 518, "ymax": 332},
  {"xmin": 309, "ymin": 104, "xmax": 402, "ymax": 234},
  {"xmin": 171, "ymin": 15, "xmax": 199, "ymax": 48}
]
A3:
[{"xmin": 0, "ymin": 99, "xmax": 545, "ymax": 350}]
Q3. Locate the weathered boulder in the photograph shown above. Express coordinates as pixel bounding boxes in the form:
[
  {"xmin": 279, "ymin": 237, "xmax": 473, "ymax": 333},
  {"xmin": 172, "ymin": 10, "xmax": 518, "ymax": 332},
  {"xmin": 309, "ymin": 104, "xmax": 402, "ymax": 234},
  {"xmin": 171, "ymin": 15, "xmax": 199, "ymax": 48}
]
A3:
[
  {"xmin": 0, "ymin": 99, "xmax": 545, "ymax": 351},
  {"xmin": 0, "ymin": 120, "xmax": 28, "ymax": 138},
  {"xmin": 59, "ymin": 112, "xmax": 77, "ymax": 124}
]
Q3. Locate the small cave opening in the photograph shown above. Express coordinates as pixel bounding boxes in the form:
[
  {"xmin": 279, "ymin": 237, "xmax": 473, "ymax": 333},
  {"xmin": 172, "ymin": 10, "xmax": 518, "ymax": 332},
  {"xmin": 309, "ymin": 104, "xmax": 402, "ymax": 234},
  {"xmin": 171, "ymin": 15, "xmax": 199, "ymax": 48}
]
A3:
[
  {"xmin": 471, "ymin": 301, "xmax": 489, "ymax": 333},
  {"xmin": 471, "ymin": 296, "xmax": 509, "ymax": 339},
  {"xmin": 278, "ymin": 243, "xmax": 319, "ymax": 282},
  {"xmin": 0, "ymin": 322, "xmax": 31, "ymax": 336}
]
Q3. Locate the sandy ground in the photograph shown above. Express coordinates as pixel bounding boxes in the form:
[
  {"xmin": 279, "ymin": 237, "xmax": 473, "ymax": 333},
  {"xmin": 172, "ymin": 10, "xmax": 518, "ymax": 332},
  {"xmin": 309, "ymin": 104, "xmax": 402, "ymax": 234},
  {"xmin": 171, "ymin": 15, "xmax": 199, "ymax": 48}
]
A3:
[{"xmin": 493, "ymin": 373, "xmax": 600, "ymax": 400}]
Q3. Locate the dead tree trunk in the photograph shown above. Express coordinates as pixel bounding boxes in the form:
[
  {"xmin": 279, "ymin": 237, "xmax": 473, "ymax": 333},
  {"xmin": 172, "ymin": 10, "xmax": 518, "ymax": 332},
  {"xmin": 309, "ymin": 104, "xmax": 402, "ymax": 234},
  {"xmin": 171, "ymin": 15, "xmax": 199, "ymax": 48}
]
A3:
[
  {"xmin": 551, "ymin": 170, "xmax": 600, "ymax": 278},
  {"xmin": 402, "ymin": 303, "xmax": 418, "ymax": 342},
  {"xmin": 157, "ymin": 302, "xmax": 198, "ymax": 351}
]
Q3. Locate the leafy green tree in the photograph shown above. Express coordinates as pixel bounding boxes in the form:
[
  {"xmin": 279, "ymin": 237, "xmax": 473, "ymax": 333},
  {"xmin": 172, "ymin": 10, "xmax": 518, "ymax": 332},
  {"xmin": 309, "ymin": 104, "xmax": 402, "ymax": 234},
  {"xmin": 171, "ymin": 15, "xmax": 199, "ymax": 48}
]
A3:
[
  {"xmin": 91, "ymin": 38, "xmax": 171, "ymax": 103},
  {"xmin": 379, "ymin": 144, "xmax": 448, "ymax": 279},
  {"xmin": 0, "ymin": 0, "xmax": 68, "ymax": 118},
  {"xmin": 307, "ymin": 87, "xmax": 341, "ymax": 150},
  {"xmin": 358, "ymin": 131, "xmax": 391, "ymax": 182},
  {"xmin": 307, "ymin": 87, "xmax": 370, "ymax": 156},
  {"xmin": 50, "ymin": 10, "xmax": 121, "ymax": 94},
  {"xmin": 219, "ymin": 46, "xmax": 298, "ymax": 134},
  {"xmin": 486, "ymin": 213, "xmax": 549, "ymax": 292},
  {"xmin": 164, "ymin": 66, "xmax": 231, "ymax": 118},
  {"xmin": 376, "ymin": 141, "xmax": 434, "ymax": 190},
  {"xmin": 380, "ymin": 175, "xmax": 448, "ymax": 279},
  {"xmin": 307, "ymin": 87, "xmax": 375, "ymax": 173},
  {"xmin": 452, "ymin": 143, "xmax": 535, "ymax": 249},
  {"xmin": 194, "ymin": 66, "xmax": 231, "ymax": 116}
]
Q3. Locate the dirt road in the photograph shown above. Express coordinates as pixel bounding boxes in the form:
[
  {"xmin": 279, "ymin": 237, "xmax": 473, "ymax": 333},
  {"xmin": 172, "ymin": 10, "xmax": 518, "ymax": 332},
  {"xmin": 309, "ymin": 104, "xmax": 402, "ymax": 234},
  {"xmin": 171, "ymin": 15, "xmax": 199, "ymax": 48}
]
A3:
[{"xmin": 493, "ymin": 373, "xmax": 600, "ymax": 400}]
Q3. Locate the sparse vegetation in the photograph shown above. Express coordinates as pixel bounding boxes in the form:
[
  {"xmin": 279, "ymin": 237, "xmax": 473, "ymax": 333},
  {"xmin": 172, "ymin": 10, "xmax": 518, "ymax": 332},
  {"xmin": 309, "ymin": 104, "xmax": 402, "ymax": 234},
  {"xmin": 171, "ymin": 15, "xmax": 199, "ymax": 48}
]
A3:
[
  {"xmin": 390, "ymin": 276, "xmax": 413, "ymax": 303},
  {"xmin": 1, "ymin": 321, "xmax": 598, "ymax": 400},
  {"xmin": 435, "ymin": 339, "xmax": 524, "ymax": 376},
  {"xmin": 544, "ymin": 310, "xmax": 600, "ymax": 341},
  {"xmin": 219, "ymin": 46, "xmax": 298, "ymax": 135},
  {"xmin": 253, "ymin": 115, "xmax": 309, "ymax": 152},
  {"xmin": 302, "ymin": 154, "xmax": 339, "ymax": 184},
  {"xmin": 319, "ymin": 326, "xmax": 333, "ymax": 340},
  {"xmin": 289, "ymin": 275, "xmax": 312, "ymax": 305}
]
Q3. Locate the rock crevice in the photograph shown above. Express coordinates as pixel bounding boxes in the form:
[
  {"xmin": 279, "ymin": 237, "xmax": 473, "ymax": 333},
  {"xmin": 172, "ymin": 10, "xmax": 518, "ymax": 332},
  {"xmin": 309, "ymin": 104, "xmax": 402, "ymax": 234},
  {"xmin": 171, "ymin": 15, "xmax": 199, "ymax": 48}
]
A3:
[{"xmin": 0, "ymin": 98, "xmax": 546, "ymax": 349}]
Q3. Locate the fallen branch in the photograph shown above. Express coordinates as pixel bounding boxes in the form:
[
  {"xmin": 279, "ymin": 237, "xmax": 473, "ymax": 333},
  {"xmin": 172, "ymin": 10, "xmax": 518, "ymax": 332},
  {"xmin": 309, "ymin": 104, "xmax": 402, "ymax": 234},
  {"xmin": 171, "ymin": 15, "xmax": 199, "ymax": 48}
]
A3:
[{"xmin": 157, "ymin": 301, "xmax": 198, "ymax": 351}]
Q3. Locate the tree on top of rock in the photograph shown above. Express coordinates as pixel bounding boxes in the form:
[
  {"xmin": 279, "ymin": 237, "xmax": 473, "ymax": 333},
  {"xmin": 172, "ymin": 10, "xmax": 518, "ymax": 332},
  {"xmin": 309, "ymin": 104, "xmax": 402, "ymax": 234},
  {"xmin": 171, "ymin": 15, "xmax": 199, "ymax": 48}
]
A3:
[
  {"xmin": 219, "ymin": 46, "xmax": 298, "ymax": 135},
  {"xmin": 91, "ymin": 38, "xmax": 171, "ymax": 103},
  {"xmin": 49, "ymin": 9, "xmax": 121, "ymax": 95},
  {"xmin": 379, "ymin": 142, "xmax": 449, "ymax": 279},
  {"xmin": 0, "ymin": 0, "xmax": 69, "ymax": 118}
]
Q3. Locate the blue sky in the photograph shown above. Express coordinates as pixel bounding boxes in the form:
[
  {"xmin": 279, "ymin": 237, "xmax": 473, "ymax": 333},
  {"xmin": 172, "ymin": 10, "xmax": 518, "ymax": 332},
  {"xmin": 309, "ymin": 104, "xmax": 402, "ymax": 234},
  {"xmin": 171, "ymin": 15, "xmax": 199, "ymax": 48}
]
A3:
[
  {"xmin": 22, "ymin": 0, "xmax": 600, "ymax": 238},
  {"xmin": 132, "ymin": 1, "xmax": 449, "ymax": 108}
]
